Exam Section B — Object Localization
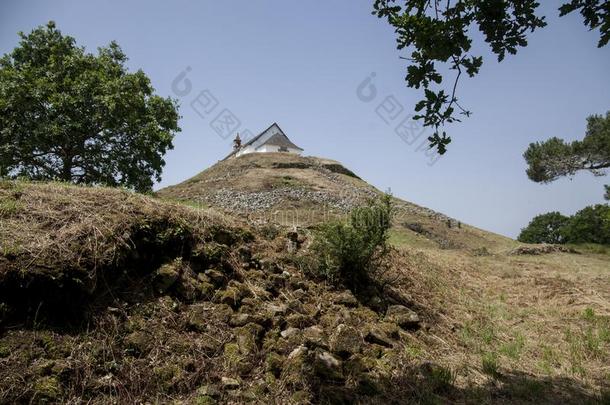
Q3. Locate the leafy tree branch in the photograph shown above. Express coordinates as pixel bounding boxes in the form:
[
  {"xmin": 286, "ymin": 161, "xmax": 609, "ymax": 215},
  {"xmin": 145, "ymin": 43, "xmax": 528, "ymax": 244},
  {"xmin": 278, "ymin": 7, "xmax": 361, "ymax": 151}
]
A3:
[
  {"xmin": 524, "ymin": 111, "xmax": 610, "ymax": 198},
  {"xmin": 373, "ymin": 0, "xmax": 609, "ymax": 154}
]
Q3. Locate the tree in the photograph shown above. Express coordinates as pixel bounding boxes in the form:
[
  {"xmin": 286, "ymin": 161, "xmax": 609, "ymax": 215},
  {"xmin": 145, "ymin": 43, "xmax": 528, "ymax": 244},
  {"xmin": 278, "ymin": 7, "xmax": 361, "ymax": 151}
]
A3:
[
  {"xmin": 0, "ymin": 22, "xmax": 180, "ymax": 192},
  {"xmin": 523, "ymin": 112, "xmax": 610, "ymax": 198},
  {"xmin": 519, "ymin": 205, "xmax": 610, "ymax": 245},
  {"xmin": 372, "ymin": 1, "xmax": 609, "ymax": 154},
  {"xmin": 518, "ymin": 211, "xmax": 570, "ymax": 244},
  {"xmin": 562, "ymin": 204, "xmax": 610, "ymax": 244}
]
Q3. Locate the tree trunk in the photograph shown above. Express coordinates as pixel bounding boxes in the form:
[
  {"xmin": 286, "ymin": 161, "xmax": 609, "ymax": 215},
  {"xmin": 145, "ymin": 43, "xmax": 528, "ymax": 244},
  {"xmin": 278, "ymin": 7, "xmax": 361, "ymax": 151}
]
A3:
[{"xmin": 61, "ymin": 156, "xmax": 73, "ymax": 182}]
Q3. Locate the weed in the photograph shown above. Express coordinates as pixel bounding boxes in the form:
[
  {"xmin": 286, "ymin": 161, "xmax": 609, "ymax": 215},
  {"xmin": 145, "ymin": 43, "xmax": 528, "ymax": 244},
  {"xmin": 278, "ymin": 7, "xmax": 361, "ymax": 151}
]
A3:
[
  {"xmin": 259, "ymin": 223, "xmax": 281, "ymax": 240},
  {"xmin": 0, "ymin": 241, "xmax": 21, "ymax": 257},
  {"xmin": 568, "ymin": 243, "xmax": 610, "ymax": 256},
  {"xmin": 472, "ymin": 247, "xmax": 491, "ymax": 256}
]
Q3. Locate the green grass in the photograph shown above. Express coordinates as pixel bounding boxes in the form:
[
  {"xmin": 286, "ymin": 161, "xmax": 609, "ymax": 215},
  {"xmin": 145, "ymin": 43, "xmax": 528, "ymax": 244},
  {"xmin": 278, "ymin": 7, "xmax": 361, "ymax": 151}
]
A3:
[
  {"xmin": 481, "ymin": 352, "xmax": 500, "ymax": 377},
  {"xmin": 538, "ymin": 345, "xmax": 559, "ymax": 375},
  {"xmin": 567, "ymin": 243, "xmax": 610, "ymax": 256},
  {"xmin": 388, "ymin": 228, "xmax": 436, "ymax": 249},
  {"xmin": 583, "ymin": 307, "xmax": 596, "ymax": 322},
  {"xmin": 499, "ymin": 333, "xmax": 525, "ymax": 360},
  {"xmin": 404, "ymin": 344, "xmax": 423, "ymax": 359},
  {"xmin": 428, "ymin": 364, "xmax": 456, "ymax": 392},
  {"xmin": 0, "ymin": 197, "xmax": 21, "ymax": 217},
  {"xmin": 459, "ymin": 319, "xmax": 497, "ymax": 350}
]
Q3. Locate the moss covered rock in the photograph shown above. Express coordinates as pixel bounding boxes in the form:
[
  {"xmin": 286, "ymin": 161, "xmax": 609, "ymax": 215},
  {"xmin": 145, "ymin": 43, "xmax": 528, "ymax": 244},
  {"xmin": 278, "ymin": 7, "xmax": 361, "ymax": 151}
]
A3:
[
  {"xmin": 265, "ymin": 351, "xmax": 286, "ymax": 377},
  {"xmin": 153, "ymin": 260, "xmax": 181, "ymax": 293},
  {"xmin": 236, "ymin": 322, "xmax": 264, "ymax": 355},
  {"xmin": 330, "ymin": 324, "xmax": 362, "ymax": 357}
]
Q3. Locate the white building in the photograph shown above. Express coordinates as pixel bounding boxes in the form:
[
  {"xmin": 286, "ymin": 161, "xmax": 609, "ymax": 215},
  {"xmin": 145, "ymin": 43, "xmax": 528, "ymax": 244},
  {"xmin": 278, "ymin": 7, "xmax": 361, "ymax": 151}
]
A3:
[{"xmin": 225, "ymin": 123, "xmax": 303, "ymax": 159}]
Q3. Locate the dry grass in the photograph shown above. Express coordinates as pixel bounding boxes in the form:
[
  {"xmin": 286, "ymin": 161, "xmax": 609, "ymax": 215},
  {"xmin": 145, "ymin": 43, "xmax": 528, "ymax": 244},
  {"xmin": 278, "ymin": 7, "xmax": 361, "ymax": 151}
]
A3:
[
  {"xmin": 388, "ymin": 238, "xmax": 610, "ymax": 403},
  {"xmin": 0, "ymin": 179, "xmax": 233, "ymax": 275}
]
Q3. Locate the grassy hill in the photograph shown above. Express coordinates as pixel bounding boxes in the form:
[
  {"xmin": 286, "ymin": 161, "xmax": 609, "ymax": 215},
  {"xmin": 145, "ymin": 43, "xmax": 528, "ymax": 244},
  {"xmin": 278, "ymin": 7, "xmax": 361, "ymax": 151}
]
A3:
[
  {"xmin": 0, "ymin": 155, "xmax": 609, "ymax": 404},
  {"xmin": 157, "ymin": 153, "xmax": 513, "ymax": 254}
]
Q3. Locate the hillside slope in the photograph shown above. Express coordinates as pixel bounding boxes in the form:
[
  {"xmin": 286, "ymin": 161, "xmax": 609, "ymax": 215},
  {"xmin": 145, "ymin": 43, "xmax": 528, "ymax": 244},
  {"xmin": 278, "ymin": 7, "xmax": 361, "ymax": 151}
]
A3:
[{"xmin": 1, "ymin": 170, "xmax": 609, "ymax": 403}]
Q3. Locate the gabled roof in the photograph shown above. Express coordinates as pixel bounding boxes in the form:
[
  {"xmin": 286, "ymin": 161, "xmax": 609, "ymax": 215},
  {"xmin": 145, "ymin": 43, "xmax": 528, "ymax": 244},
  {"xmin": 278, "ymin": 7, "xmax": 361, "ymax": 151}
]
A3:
[
  {"xmin": 223, "ymin": 122, "xmax": 303, "ymax": 160},
  {"xmin": 256, "ymin": 132, "xmax": 303, "ymax": 151}
]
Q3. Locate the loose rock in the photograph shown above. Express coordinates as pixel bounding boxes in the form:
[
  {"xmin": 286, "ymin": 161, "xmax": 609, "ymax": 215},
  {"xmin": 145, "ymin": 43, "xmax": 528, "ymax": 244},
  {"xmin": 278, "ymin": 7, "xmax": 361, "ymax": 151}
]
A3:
[
  {"xmin": 333, "ymin": 290, "xmax": 359, "ymax": 307},
  {"xmin": 385, "ymin": 305, "xmax": 420, "ymax": 329},
  {"xmin": 314, "ymin": 350, "xmax": 344, "ymax": 380},
  {"xmin": 153, "ymin": 262, "xmax": 180, "ymax": 293},
  {"xmin": 281, "ymin": 327, "xmax": 300, "ymax": 339},
  {"xmin": 330, "ymin": 324, "xmax": 362, "ymax": 357},
  {"xmin": 365, "ymin": 327, "xmax": 393, "ymax": 348},
  {"xmin": 221, "ymin": 377, "xmax": 240, "ymax": 390}
]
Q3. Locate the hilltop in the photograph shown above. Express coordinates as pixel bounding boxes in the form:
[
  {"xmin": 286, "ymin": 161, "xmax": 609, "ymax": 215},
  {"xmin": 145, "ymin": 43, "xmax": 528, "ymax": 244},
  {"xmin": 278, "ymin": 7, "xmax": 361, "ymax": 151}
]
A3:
[
  {"xmin": 158, "ymin": 153, "xmax": 510, "ymax": 253},
  {"xmin": 0, "ymin": 154, "xmax": 609, "ymax": 404}
]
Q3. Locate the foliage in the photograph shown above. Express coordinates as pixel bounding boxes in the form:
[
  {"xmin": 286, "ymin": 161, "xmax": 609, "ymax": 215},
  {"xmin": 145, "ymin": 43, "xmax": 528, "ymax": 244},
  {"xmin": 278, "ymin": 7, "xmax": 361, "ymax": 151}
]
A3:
[
  {"xmin": 519, "ymin": 204, "xmax": 610, "ymax": 245},
  {"xmin": 517, "ymin": 212, "xmax": 570, "ymax": 244},
  {"xmin": 372, "ymin": 1, "xmax": 609, "ymax": 153},
  {"xmin": 310, "ymin": 194, "xmax": 393, "ymax": 288},
  {"xmin": 562, "ymin": 204, "xmax": 610, "ymax": 244},
  {"xmin": 524, "ymin": 112, "xmax": 610, "ymax": 198},
  {"xmin": 0, "ymin": 22, "xmax": 180, "ymax": 192}
]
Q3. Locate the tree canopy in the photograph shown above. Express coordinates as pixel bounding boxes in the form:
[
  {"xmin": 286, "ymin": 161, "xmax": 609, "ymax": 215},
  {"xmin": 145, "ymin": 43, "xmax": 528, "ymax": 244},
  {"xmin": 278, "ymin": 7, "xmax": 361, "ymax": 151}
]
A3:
[
  {"xmin": 519, "ymin": 205, "xmax": 610, "ymax": 245},
  {"xmin": 373, "ymin": 1, "xmax": 609, "ymax": 153},
  {"xmin": 517, "ymin": 211, "xmax": 570, "ymax": 244},
  {"xmin": 523, "ymin": 111, "xmax": 610, "ymax": 198},
  {"xmin": 562, "ymin": 204, "xmax": 610, "ymax": 244},
  {"xmin": 0, "ymin": 21, "xmax": 180, "ymax": 192}
]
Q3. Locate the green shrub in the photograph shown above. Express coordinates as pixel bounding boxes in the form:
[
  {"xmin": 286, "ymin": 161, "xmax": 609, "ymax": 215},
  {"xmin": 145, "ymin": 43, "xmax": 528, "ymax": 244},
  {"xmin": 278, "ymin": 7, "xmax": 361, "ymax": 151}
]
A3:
[{"xmin": 309, "ymin": 194, "xmax": 393, "ymax": 288}]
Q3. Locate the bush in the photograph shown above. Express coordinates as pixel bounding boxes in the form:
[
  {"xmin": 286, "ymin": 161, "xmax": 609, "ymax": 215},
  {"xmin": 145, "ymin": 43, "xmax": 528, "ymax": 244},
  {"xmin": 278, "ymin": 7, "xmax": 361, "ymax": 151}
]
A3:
[
  {"xmin": 310, "ymin": 194, "xmax": 393, "ymax": 289},
  {"xmin": 517, "ymin": 212, "xmax": 569, "ymax": 244}
]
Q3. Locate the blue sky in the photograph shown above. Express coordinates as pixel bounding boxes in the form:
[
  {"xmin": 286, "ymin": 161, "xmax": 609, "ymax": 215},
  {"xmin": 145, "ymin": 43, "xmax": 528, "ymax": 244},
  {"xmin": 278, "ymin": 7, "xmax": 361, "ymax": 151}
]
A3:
[{"xmin": 1, "ymin": 1, "xmax": 609, "ymax": 238}]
